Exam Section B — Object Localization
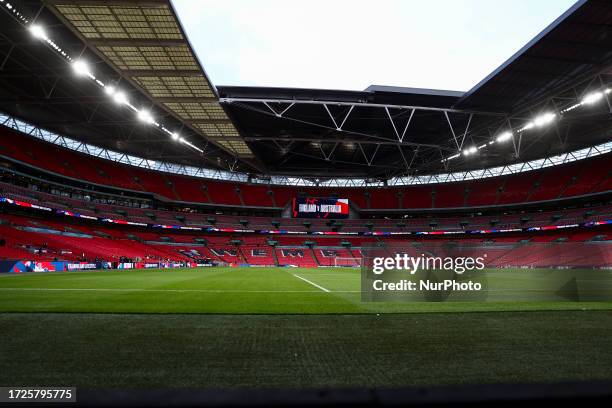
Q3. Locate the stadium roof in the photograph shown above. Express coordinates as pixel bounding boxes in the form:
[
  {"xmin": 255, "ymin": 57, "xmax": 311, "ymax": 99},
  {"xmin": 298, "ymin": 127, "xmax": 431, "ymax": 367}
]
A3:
[
  {"xmin": 457, "ymin": 0, "xmax": 612, "ymax": 112},
  {"xmin": 47, "ymin": 0, "xmax": 256, "ymax": 158},
  {"xmin": 0, "ymin": 0, "xmax": 264, "ymax": 174},
  {"xmin": 0, "ymin": 0, "xmax": 610, "ymax": 180}
]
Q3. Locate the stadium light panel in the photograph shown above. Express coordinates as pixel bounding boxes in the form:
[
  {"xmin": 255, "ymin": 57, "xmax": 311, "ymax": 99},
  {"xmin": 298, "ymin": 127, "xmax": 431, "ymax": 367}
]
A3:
[
  {"xmin": 29, "ymin": 24, "xmax": 46, "ymax": 39},
  {"xmin": 496, "ymin": 131, "xmax": 513, "ymax": 143},
  {"xmin": 561, "ymin": 103, "xmax": 581, "ymax": 113},
  {"xmin": 581, "ymin": 91, "xmax": 604, "ymax": 105},
  {"xmin": 112, "ymin": 91, "xmax": 128, "ymax": 105},
  {"xmin": 463, "ymin": 146, "xmax": 477, "ymax": 156},
  {"xmin": 72, "ymin": 60, "xmax": 91, "ymax": 77},
  {"xmin": 532, "ymin": 112, "xmax": 556, "ymax": 127},
  {"xmin": 137, "ymin": 110, "xmax": 155, "ymax": 124},
  {"xmin": 12, "ymin": 1, "xmax": 220, "ymax": 157}
]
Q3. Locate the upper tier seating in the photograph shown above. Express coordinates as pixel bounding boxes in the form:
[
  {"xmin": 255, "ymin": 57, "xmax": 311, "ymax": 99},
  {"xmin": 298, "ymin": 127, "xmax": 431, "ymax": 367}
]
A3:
[{"xmin": 1, "ymin": 126, "xmax": 610, "ymax": 210}]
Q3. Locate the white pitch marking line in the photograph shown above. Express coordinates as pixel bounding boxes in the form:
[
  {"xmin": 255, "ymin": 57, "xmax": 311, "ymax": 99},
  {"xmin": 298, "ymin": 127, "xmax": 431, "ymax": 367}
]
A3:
[{"xmin": 292, "ymin": 274, "xmax": 330, "ymax": 292}]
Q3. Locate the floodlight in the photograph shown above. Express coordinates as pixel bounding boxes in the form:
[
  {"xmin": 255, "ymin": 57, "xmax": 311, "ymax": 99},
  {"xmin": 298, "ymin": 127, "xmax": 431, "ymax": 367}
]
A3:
[
  {"xmin": 112, "ymin": 91, "xmax": 128, "ymax": 105},
  {"xmin": 72, "ymin": 60, "xmax": 90, "ymax": 77},
  {"xmin": 496, "ymin": 131, "xmax": 513, "ymax": 143},
  {"xmin": 463, "ymin": 146, "xmax": 477, "ymax": 156},
  {"xmin": 581, "ymin": 91, "xmax": 604, "ymax": 105},
  {"xmin": 605, "ymin": 88, "xmax": 611, "ymax": 95},
  {"xmin": 137, "ymin": 110, "xmax": 154, "ymax": 124},
  {"xmin": 29, "ymin": 24, "xmax": 46, "ymax": 40},
  {"xmin": 562, "ymin": 103, "xmax": 581, "ymax": 113},
  {"xmin": 104, "ymin": 85, "xmax": 116, "ymax": 96},
  {"xmin": 171, "ymin": 132, "xmax": 179, "ymax": 141},
  {"xmin": 532, "ymin": 112, "xmax": 556, "ymax": 127}
]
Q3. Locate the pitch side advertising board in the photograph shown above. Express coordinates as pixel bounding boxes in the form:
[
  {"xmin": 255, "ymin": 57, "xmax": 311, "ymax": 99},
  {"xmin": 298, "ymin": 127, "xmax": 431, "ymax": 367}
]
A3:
[{"xmin": 292, "ymin": 197, "xmax": 350, "ymax": 219}]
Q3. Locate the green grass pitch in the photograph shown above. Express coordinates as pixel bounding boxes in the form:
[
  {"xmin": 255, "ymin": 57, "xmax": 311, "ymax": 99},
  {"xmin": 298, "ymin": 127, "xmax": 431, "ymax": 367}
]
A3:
[
  {"xmin": 0, "ymin": 267, "xmax": 611, "ymax": 314},
  {"xmin": 0, "ymin": 267, "xmax": 611, "ymax": 389}
]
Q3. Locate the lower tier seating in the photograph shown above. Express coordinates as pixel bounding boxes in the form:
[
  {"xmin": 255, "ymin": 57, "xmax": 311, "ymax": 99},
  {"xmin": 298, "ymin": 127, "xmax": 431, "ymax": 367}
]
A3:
[{"xmin": 0, "ymin": 214, "xmax": 610, "ymax": 267}]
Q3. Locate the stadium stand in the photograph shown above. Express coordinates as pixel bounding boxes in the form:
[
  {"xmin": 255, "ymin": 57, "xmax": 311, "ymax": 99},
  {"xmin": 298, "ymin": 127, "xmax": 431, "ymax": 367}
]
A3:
[
  {"xmin": 2, "ymin": 177, "xmax": 611, "ymax": 232},
  {"xmin": 0, "ymin": 124, "xmax": 610, "ymax": 269},
  {"xmin": 1, "ymin": 206, "xmax": 610, "ymax": 265},
  {"xmin": 1, "ymin": 127, "xmax": 610, "ymax": 211}
]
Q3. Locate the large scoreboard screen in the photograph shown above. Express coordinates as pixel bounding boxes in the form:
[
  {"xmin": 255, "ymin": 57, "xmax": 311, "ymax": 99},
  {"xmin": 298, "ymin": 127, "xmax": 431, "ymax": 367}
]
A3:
[{"xmin": 291, "ymin": 198, "xmax": 350, "ymax": 219}]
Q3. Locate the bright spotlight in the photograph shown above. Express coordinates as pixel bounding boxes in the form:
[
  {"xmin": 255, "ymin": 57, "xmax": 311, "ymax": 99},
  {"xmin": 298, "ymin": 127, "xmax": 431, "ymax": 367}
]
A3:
[
  {"xmin": 112, "ymin": 91, "xmax": 128, "ymax": 105},
  {"xmin": 496, "ymin": 131, "xmax": 513, "ymax": 143},
  {"xmin": 522, "ymin": 123, "xmax": 534, "ymax": 131},
  {"xmin": 581, "ymin": 91, "xmax": 604, "ymax": 105},
  {"xmin": 462, "ymin": 146, "xmax": 477, "ymax": 156},
  {"xmin": 137, "ymin": 110, "xmax": 154, "ymax": 124},
  {"xmin": 171, "ymin": 132, "xmax": 179, "ymax": 141},
  {"xmin": 72, "ymin": 60, "xmax": 90, "ymax": 77},
  {"xmin": 532, "ymin": 112, "xmax": 556, "ymax": 127},
  {"xmin": 29, "ymin": 24, "xmax": 46, "ymax": 40},
  {"xmin": 104, "ymin": 85, "xmax": 116, "ymax": 96}
]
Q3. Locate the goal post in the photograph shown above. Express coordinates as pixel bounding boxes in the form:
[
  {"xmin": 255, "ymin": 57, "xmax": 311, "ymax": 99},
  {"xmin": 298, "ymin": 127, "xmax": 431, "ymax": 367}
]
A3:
[{"xmin": 333, "ymin": 257, "xmax": 362, "ymax": 268}]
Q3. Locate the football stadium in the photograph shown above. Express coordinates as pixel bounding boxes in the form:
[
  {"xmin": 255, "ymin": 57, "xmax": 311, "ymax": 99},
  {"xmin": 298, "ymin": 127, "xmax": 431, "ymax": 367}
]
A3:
[{"xmin": 0, "ymin": 0, "xmax": 611, "ymax": 405}]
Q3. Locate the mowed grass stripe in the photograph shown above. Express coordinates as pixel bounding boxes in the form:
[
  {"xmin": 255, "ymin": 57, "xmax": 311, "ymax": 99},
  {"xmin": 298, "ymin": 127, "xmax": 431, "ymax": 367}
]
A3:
[
  {"xmin": 1, "ymin": 312, "xmax": 612, "ymax": 388},
  {"xmin": 0, "ymin": 287, "xmax": 357, "ymax": 293},
  {"xmin": 0, "ymin": 267, "xmax": 360, "ymax": 314}
]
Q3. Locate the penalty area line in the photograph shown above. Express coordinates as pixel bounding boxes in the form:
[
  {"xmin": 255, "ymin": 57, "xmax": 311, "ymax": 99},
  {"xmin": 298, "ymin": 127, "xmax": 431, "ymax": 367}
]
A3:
[
  {"xmin": 292, "ymin": 274, "xmax": 330, "ymax": 293},
  {"xmin": 0, "ymin": 287, "xmax": 336, "ymax": 293}
]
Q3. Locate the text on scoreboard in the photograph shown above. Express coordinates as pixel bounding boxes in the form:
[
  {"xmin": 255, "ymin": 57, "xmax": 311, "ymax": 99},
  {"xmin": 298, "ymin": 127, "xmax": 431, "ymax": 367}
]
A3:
[{"xmin": 291, "ymin": 197, "xmax": 349, "ymax": 219}]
